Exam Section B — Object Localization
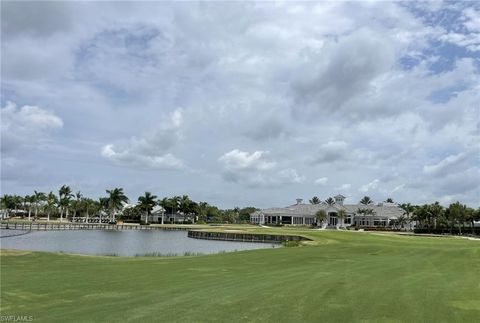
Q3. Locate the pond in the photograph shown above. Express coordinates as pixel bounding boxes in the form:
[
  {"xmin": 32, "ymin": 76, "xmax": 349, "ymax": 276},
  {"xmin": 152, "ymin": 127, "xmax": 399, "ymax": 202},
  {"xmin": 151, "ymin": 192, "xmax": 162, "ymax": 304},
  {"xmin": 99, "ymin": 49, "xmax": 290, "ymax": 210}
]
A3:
[{"xmin": 0, "ymin": 229, "xmax": 279, "ymax": 256}]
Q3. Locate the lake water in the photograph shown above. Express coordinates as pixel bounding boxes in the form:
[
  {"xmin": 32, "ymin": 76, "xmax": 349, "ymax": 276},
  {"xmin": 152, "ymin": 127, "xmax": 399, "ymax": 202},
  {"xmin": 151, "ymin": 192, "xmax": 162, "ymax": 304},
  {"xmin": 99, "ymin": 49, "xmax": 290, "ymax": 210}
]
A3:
[{"xmin": 0, "ymin": 229, "xmax": 279, "ymax": 256}]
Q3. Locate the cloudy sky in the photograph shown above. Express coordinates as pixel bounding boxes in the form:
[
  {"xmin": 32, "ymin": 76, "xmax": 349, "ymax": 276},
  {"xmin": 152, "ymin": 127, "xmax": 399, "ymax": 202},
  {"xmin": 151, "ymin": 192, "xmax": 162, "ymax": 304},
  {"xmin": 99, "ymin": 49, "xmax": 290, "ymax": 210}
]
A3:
[{"xmin": 1, "ymin": 1, "xmax": 479, "ymax": 208}]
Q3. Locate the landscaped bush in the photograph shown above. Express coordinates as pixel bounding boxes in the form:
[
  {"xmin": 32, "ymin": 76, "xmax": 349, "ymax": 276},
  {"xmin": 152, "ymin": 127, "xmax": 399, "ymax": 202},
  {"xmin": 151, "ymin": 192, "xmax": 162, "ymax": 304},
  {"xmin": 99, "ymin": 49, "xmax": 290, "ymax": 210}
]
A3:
[
  {"xmin": 414, "ymin": 227, "xmax": 480, "ymax": 235},
  {"xmin": 283, "ymin": 240, "xmax": 301, "ymax": 247},
  {"xmin": 364, "ymin": 227, "xmax": 393, "ymax": 231}
]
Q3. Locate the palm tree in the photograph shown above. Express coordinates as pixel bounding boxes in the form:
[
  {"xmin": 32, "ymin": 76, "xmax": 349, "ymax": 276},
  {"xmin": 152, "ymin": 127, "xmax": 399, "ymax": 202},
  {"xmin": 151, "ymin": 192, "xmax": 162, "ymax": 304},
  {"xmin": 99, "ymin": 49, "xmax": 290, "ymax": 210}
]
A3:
[
  {"xmin": 45, "ymin": 192, "xmax": 58, "ymax": 222},
  {"xmin": 360, "ymin": 196, "xmax": 373, "ymax": 205},
  {"xmin": 429, "ymin": 202, "xmax": 444, "ymax": 230},
  {"xmin": 325, "ymin": 197, "xmax": 335, "ymax": 205},
  {"xmin": 315, "ymin": 210, "xmax": 327, "ymax": 227},
  {"xmin": 309, "ymin": 196, "xmax": 321, "ymax": 204},
  {"xmin": 400, "ymin": 203, "xmax": 415, "ymax": 230},
  {"xmin": 83, "ymin": 198, "xmax": 100, "ymax": 222},
  {"xmin": 106, "ymin": 188, "xmax": 129, "ymax": 222},
  {"xmin": 337, "ymin": 209, "xmax": 347, "ymax": 227},
  {"xmin": 1, "ymin": 195, "xmax": 14, "ymax": 217},
  {"xmin": 58, "ymin": 185, "xmax": 73, "ymax": 221},
  {"xmin": 98, "ymin": 197, "xmax": 109, "ymax": 223},
  {"xmin": 72, "ymin": 191, "xmax": 83, "ymax": 220},
  {"xmin": 170, "ymin": 196, "xmax": 181, "ymax": 223},
  {"xmin": 137, "ymin": 192, "xmax": 158, "ymax": 224},
  {"xmin": 34, "ymin": 191, "xmax": 46, "ymax": 219},
  {"xmin": 446, "ymin": 202, "xmax": 465, "ymax": 234},
  {"xmin": 24, "ymin": 195, "xmax": 34, "ymax": 220}
]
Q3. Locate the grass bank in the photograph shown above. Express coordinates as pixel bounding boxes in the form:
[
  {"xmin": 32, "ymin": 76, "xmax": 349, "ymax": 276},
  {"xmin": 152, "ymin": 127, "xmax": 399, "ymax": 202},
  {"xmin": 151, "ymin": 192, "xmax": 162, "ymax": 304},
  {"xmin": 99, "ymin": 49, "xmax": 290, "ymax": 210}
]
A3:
[{"xmin": 1, "ymin": 228, "xmax": 479, "ymax": 322}]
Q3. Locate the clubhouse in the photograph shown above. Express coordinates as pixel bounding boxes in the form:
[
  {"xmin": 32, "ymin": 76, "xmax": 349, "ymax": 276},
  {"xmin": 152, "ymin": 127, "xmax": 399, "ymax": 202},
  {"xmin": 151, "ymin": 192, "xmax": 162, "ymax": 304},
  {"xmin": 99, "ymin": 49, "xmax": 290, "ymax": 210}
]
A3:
[{"xmin": 250, "ymin": 195, "xmax": 405, "ymax": 228}]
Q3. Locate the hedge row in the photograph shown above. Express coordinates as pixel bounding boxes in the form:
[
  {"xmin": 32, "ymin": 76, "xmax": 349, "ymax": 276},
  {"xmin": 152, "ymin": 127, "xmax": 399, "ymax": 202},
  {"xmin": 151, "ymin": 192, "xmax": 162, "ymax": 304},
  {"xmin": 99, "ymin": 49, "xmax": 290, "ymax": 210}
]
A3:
[{"xmin": 414, "ymin": 227, "xmax": 480, "ymax": 235}]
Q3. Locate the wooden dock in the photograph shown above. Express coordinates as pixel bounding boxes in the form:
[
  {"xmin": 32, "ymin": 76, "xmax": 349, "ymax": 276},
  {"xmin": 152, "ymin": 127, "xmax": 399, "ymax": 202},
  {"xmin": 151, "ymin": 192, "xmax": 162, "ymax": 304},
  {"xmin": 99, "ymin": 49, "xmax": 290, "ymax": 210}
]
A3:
[
  {"xmin": 188, "ymin": 230, "xmax": 310, "ymax": 243},
  {"xmin": 0, "ymin": 222, "xmax": 189, "ymax": 231}
]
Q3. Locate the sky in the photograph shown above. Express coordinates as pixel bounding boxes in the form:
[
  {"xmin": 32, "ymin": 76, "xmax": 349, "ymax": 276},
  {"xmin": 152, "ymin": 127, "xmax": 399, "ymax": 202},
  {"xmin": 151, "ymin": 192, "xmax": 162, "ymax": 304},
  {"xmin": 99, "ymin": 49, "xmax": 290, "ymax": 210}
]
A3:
[{"xmin": 1, "ymin": 1, "xmax": 479, "ymax": 208}]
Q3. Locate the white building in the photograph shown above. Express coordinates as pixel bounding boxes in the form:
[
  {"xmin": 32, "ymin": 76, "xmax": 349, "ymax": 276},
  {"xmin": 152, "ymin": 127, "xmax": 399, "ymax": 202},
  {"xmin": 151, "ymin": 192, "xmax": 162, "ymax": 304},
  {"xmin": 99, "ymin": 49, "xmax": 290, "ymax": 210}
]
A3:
[
  {"xmin": 140, "ymin": 205, "xmax": 166, "ymax": 224},
  {"xmin": 251, "ymin": 195, "xmax": 405, "ymax": 228}
]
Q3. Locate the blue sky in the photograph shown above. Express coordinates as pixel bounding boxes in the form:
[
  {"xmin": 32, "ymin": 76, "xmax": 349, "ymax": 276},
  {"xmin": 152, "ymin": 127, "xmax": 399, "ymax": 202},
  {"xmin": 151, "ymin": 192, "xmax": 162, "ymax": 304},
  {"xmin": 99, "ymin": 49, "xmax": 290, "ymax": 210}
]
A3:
[{"xmin": 1, "ymin": 1, "xmax": 479, "ymax": 208}]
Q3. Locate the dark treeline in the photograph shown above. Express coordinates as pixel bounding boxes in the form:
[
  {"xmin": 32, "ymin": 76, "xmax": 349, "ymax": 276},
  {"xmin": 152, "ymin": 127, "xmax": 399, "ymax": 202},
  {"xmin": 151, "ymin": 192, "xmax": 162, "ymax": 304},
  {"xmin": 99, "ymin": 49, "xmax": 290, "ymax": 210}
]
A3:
[
  {"xmin": 0, "ymin": 185, "xmax": 258, "ymax": 224},
  {"xmin": 398, "ymin": 202, "xmax": 480, "ymax": 235}
]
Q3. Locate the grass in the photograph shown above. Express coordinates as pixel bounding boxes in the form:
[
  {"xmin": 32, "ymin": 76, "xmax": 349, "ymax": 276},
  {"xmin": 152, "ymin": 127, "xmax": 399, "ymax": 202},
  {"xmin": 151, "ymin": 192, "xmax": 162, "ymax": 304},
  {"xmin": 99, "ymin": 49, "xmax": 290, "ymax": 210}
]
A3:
[{"xmin": 1, "ymin": 227, "xmax": 479, "ymax": 322}]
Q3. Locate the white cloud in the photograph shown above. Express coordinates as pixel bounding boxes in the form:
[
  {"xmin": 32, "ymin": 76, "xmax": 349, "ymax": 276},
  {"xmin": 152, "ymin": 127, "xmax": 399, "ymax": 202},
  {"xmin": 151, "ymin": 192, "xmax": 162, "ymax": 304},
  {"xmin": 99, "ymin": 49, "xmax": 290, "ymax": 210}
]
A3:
[
  {"xmin": 336, "ymin": 183, "xmax": 351, "ymax": 191},
  {"xmin": 423, "ymin": 153, "xmax": 469, "ymax": 176},
  {"xmin": 359, "ymin": 179, "xmax": 380, "ymax": 193},
  {"xmin": 314, "ymin": 177, "xmax": 328, "ymax": 185},
  {"xmin": 218, "ymin": 149, "xmax": 304, "ymax": 187},
  {"xmin": 219, "ymin": 149, "xmax": 276, "ymax": 172},
  {"xmin": 1, "ymin": 101, "xmax": 63, "ymax": 153},
  {"xmin": 278, "ymin": 168, "xmax": 306, "ymax": 184},
  {"xmin": 101, "ymin": 109, "xmax": 184, "ymax": 169}
]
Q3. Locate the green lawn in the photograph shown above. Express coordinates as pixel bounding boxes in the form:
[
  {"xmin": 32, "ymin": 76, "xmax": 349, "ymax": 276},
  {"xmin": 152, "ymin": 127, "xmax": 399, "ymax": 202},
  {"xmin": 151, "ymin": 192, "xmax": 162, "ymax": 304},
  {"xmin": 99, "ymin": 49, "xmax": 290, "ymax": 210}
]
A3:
[{"xmin": 1, "ymin": 228, "xmax": 479, "ymax": 322}]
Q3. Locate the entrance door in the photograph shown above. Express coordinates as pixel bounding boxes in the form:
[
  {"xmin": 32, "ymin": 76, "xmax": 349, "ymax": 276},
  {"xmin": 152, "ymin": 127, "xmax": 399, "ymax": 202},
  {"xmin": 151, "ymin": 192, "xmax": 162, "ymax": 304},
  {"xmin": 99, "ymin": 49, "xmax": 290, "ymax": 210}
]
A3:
[{"xmin": 329, "ymin": 216, "xmax": 337, "ymax": 226}]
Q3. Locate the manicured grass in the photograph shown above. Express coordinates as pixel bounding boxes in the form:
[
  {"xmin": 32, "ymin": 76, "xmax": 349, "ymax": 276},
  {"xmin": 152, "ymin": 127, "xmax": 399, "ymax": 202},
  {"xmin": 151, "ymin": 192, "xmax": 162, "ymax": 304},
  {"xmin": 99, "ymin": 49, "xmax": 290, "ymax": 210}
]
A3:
[{"xmin": 1, "ymin": 228, "xmax": 479, "ymax": 322}]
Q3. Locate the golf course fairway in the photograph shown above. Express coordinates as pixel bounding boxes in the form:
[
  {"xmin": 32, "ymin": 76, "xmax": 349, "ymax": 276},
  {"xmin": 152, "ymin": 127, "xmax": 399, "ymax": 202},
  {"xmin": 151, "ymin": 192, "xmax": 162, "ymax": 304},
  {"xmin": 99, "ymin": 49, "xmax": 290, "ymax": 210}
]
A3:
[{"xmin": 1, "ymin": 229, "xmax": 479, "ymax": 322}]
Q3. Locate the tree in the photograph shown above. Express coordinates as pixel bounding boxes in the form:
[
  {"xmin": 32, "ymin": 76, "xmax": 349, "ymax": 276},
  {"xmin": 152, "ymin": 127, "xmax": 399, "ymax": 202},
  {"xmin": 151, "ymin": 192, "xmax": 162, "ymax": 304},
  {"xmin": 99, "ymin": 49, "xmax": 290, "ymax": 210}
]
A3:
[
  {"xmin": 98, "ymin": 197, "xmax": 109, "ymax": 222},
  {"xmin": 106, "ymin": 188, "xmax": 129, "ymax": 222},
  {"xmin": 1, "ymin": 195, "xmax": 15, "ymax": 217},
  {"xmin": 137, "ymin": 192, "xmax": 157, "ymax": 224},
  {"xmin": 337, "ymin": 209, "xmax": 347, "ymax": 227},
  {"xmin": 400, "ymin": 203, "xmax": 416, "ymax": 230},
  {"xmin": 45, "ymin": 192, "xmax": 58, "ymax": 222},
  {"xmin": 315, "ymin": 210, "xmax": 327, "ymax": 227},
  {"xmin": 467, "ymin": 208, "xmax": 480, "ymax": 234},
  {"xmin": 58, "ymin": 185, "xmax": 73, "ymax": 221},
  {"xmin": 325, "ymin": 197, "xmax": 335, "ymax": 205},
  {"xmin": 428, "ymin": 202, "xmax": 444, "ymax": 230},
  {"xmin": 309, "ymin": 196, "xmax": 321, "ymax": 204},
  {"xmin": 360, "ymin": 196, "xmax": 373, "ymax": 205},
  {"xmin": 446, "ymin": 202, "xmax": 467, "ymax": 234},
  {"xmin": 34, "ymin": 191, "xmax": 46, "ymax": 219},
  {"xmin": 24, "ymin": 195, "xmax": 34, "ymax": 220},
  {"xmin": 385, "ymin": 198, "xmax": 394, "ymax": 203},
  {"xmin": 72, "ymin": 191, "xmax": 83, "ymax": 220}
]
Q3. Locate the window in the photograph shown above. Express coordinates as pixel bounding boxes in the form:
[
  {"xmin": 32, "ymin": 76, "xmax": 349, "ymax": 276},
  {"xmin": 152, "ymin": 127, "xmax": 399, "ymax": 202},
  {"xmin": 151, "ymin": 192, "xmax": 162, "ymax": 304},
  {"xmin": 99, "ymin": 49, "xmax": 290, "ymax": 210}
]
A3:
[{"xmin": 344, "ymin": 217, "xmax": 352, "ymax": 225}]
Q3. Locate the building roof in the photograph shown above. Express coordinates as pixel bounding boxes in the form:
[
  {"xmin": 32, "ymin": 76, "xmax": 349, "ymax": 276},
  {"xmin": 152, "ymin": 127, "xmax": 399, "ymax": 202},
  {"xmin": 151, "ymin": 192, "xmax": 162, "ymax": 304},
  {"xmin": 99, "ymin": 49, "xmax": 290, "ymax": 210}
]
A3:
[{"xmin": 257, "ymin": 202, "xmax": 404, "ymax": 219}]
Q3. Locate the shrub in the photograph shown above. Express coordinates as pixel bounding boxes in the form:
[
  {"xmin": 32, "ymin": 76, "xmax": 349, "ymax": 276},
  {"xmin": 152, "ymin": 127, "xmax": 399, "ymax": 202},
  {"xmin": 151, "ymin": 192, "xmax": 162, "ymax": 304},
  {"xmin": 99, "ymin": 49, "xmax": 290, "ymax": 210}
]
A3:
[{"xmin": 283, "ymin": 240, "xmax": 301, "ymax": 247}]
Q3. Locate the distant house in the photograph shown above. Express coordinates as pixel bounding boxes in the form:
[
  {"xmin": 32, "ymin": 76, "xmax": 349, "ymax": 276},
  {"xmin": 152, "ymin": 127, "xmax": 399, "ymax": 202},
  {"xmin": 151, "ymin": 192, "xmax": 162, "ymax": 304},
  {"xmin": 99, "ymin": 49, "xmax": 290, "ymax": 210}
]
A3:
[
  {"xmin": 251, "ymin": 195, "xmax": 404, "ymax": 228},
  {"xmin": 140, "ymin": 205, "xmax": 166, "ymax": 223}
]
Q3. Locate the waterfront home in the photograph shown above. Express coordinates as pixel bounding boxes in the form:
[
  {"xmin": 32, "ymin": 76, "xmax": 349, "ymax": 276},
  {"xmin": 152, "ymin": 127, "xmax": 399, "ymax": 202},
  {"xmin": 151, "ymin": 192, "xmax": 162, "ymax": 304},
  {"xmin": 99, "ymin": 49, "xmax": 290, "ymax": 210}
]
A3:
[{"xmin": 251, "ymin": 195, "xmax": 405, "ymax": 228}]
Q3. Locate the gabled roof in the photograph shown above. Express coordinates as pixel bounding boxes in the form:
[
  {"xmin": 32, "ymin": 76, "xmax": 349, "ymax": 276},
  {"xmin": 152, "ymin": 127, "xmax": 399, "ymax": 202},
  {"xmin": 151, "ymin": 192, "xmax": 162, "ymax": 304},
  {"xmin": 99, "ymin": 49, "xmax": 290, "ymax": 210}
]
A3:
[{"xmin": 257, "ymin": 202, "xmax": 403, "ymax": 219}]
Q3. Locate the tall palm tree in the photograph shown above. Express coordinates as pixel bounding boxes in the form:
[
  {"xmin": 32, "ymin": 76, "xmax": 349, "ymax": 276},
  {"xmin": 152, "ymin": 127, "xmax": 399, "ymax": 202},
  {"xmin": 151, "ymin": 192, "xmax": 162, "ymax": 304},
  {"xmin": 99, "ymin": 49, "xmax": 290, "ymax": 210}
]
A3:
[
  {"xmin": 1, "ymin": 195, "xmax": 14, "ymax": 217},
  {"xmin": 315, "ymin": 210, "xmax": 327, "ymax": 227},
  {"xmin": 325, "ymin": 197, "xmax": 335, "ymax": 205},
  {"xmin": 45, "ymin": 192, "xmax": 58, "ymax": 222},
  {"xmin": 24, "ymin": 195, "xmax": 34, "ymax": 220},
  {"xmin": 12, "ymin": 195, "xmax": 23, "ymax": 217},
  {"xmin": 106, "ymin": 188, "xmax": 129, "ymax": 222},
  {"xmin": 58, "ymin": 185, "xmax": 73, "ymax": 221},
  {"xmin": 429, "ymin": 202, "xmax": 444, "ymax": 230},
  {"xmin": 309, "ymin": 196, "xmax": 321, "ymax": 204},
  {"xmin": 137, "ymin": 192, "xmax": 157, "ymax": 224},
  {"xmin": 170, "ymin": 196, "xmax": 181, "ymax": 223},
  {"xmin": 400, "ymin": 203, "xmax": 416, "ymax": 230},
  {"xmin": 98, "ymin": 197, "xmax": 109, "ymax": 222},
  {"xmin": 34, "ymin": 191, "xmax": 46, "ymax": 219},
  {"xmin": 337, "ymin": 209, "xmax": 347, "ymax": 227},
  {"xmin": 360, "ymin": 196, "xmax": 373, "ymax": 205},
  {"xmin": 72, "ymin": 191, "xmax": 83, "ymax": 220}
]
